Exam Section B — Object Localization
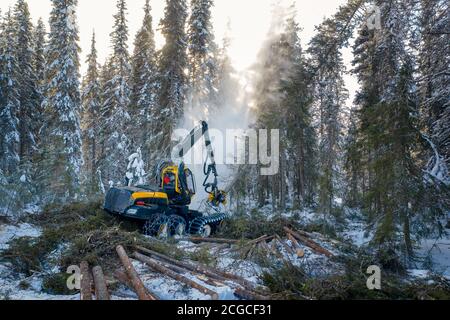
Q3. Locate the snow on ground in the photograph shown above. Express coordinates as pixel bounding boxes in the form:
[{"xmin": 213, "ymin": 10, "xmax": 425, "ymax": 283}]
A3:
[
  {"xmin": 2, "ymin": 208, "xmax": 448, "ymax": 300},
  {"xmin": 338, "ymin": 210, "xmax": 450, "ymax": 279},
  {"xmin": 0, "ymin": 223, "xmax": 42, "ymax": 250},
  {"xmin": 415, "ymin": 235, "xmax": 450, "ymax": 278},
  {"xmin": 343, "ymin": 220, "xmax": 372, "ymax": 247},
  {"xmin": 131, "ymin": 259, "xmax": 237, "ymax": 300},
  {"xmin": 0, "ymin": 265, "xmax": 79, "ymax": 300}
]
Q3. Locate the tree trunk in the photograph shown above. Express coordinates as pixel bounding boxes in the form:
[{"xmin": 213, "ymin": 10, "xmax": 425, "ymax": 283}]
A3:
[
  {"xmin": 189, "ymin": 237, "xmax": 239, "ymax": 244},
  {"xmin": 116, "ymin": 245, "xmax": 157, "ymax": 300},
  {"xmin": 284, "ymin": 227, "xmax": 333, "ymax": 257},
  {"xmin": 135, "ymin": 246, "xmax": 259, "ymax": 293},
  {"xmin": 92, "ymin": 266, "xmax": 110, "ymax": 300},
  {"xmin": 132, "ymin": 252, "xmax": 219, "ymax": 300},
  {"xmin": 234, "ymin": 288, "xmax": 270, "ymax": 300},
  {"xmin": 80, "ymin": 261, "xmax": 92, "ymax": 301},
  {"xmin": 401, "ymin": 210, "xmax": 413, "ymax": 260}
]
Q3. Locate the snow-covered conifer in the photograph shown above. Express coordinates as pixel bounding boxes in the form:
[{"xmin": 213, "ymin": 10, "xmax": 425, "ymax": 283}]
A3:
[
  {"xmin": 99, "ymin": 0, "xmax": 132, "ymax": 186},
  {"xmin": 42, "ymin": 0, "xmax": 83, "ymax": 200}
]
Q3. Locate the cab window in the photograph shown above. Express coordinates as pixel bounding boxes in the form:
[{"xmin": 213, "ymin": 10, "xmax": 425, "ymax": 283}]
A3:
[{"xmin": 185, "ymin": 169, "xmax": 196, "ymax": 195}]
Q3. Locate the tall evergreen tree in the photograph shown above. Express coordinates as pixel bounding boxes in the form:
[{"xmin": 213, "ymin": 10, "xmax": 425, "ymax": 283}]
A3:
[
  {"xmin": 216, "ymin": 21, "xmax": 239, "ymax": 111},
  {"xmin": 308, "ymin": 18, "xmax": 348, "ymax": 215},
  {"xmin": 252, "ymin": 4, "xmax": 317, "ymax": 210},
  {"xmin": 283, "ymin": 13, "xmax": 318, "ymax": 208},
  {"xmin": 157, "ymin": 0, "xmax": 188, "ymax": 157},
  {"xmin": 346, "ymin": 1, "xmax": 447, "ymax": 259},
  {"xmin": 0, "ymin": 10, "xmax": 21, "ymax": 177},
  {"xmin": 33, "ymin": 18, "xmax": 46, "ymax": 92},
  {"xmin": 187, "ymin": 0, "xmax": 218, "ymax": 115},
  {"xmin": 130, "ymin": 0, "xmax": 158, "ymax": 161},
  {"xmin": 43, "ymin": 0, "xmax": 83, "ymax": 200},
  {"xmin": 419, "ymin": 0, "xmax": 450, "ymax": 184},
  {"xmin": 99, "ymin": 0, "xmax": 132, "ymax": 186},
  {"xmin": 81, "ymin": 32, "xmax": 102, "ymax": 193},
  {"xmin": 32, "ymin": 17, "xmax": 46, "ymax": 143},
  {"xmin": 13, "ymin": 0, "xmax": 39, "ymax": 160}
]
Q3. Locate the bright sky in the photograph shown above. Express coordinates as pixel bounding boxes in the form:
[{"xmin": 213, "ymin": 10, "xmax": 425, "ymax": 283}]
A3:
[{"xmin": 0, "ymin": 0, "xmax": 357, "ymax": 101}]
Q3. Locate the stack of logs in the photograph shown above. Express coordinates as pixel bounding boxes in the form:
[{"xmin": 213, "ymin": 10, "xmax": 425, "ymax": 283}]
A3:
[
  {"xmin": 79, "ymin": 226, "xmax": 333, "ymax": 301},
  {"xmin": 115, "ymin": 245, "xmax": 270, "ymax": 300},
  {"xmin": 79, "ymin": 262, "xmax": 110, "ymax": 300}
]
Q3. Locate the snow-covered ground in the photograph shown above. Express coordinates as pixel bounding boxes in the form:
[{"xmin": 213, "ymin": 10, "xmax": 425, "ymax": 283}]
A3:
[
  {"xmin": 1, "ymin": 209, "xmax": 449, "ymax": 300},
  {"xmin": 0, "ymin": 223, "xmax": 42, "ymax": 250},
  {"xmin": 341, "ymin": 214, "xmax": 450, "ymax": 279},
  {"xmin": 415, "ymin": 237, "xmax": 450, "ymax": 278},
  {"xmin": 0, "ymin": 222, "xmax": 57, "ymax": 300}
]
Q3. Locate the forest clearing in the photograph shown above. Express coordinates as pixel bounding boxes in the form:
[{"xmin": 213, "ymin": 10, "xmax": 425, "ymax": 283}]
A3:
[{"xmin": 0, "ymin": 0, "xmax": 449, "ymax": 302}]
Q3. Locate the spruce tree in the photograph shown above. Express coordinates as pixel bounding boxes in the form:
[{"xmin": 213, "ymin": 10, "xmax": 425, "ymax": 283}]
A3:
[
  {"xmin": 308, "ymin": 19, "xmax": 348, "ymax": 215},
  {"xmin": 99, "ymin": 0, "xmax": 132, "ymax": 186},
  {"xmin": 157, "ymin": 0, "xmax": 188, "ymax": 157},
  {"xmin": 13, "ymin": 0, "xmax": 39, "ymax": 160},
  {"xmin": 130, "ymin": 0, "xmax": 158, "ymax": 161},
  {"xmin": 0, "ymin": 10, "xmax": 21, "ymax": 177},
  {"xmin": 253, "ymin": 5, "xmax": 317, "ymax": 210},
  {"xmin": 187, "ymin": 0, "xmax": 218, "ymax": 114},
  {"xmin": 216, "ymin": 22, "xmax": 239, "ymax": 112},
  {"xmin": 347, "ymin": 1, "xmax": 447, "ymax": 260},
  {"xmin": 32, "ymin": 17, "xmax": 46, "ymax": 144},
  {"xmin": 43, "ymin": 0, "xmax": 83, "ymax": 200},
  {"xmin": 419, "ymin": 0, "xmax": 450, "ymax": 184},
  {"xmin": 81, "ymin": 32, "xmax": 102, "ymax": 194},
  {"xmin": 33, "ymin": 18, "xmax": 46, "ymax": 93}
]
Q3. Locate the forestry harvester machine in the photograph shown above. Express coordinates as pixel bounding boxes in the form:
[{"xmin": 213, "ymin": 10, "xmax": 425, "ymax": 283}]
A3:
[{"xmin": 104, "ymin": 121, "xmax": 228, "ymax": 238}]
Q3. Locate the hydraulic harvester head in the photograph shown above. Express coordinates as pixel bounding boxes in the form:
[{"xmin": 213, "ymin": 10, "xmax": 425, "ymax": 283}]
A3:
[{"xmin": 208, "ymin": 189, "xmax": 227, "ymax": 207}]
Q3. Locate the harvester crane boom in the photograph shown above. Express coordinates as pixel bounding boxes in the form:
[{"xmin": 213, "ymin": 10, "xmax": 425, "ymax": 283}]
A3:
[{"xmin": 172, "ymin": 121, "xmax": 225, "ymax": 206}]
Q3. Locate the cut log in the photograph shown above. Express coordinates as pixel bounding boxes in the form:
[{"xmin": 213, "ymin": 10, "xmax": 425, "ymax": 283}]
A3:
[
  {"xmin": 92, "ymin": 266, "xmax": 110, "ymax": 300},
  {"xmin": 270, "ymin": 240, "xmax": 286, "ymax": 260},
  {"xmin": 196, "ymin": 274, "xmax": 226, "ymax": 287},
  {"xmin": 80, "ymin": 261, "xmax": 92, "ymax": 301},
  {"xmin": 244, "ymin": 244, "xmax": 256, "ymax": 259},
  {"xmin": 114, "ymin": 269, "xmax": 133, "ymax": 288},
  {"xmin": 275, "ymin": 234, "xmax": 294, "ymax": 255},
  {"xmin": 135, "ymin": 246, "xmax": 259, "ymax": 292},
  {"xmin": 234, "ymin": 287, "xmax": 270, "ymax": 301},
  {"xmin": 189, "ymin": 237, "xmax": 239, "ymax": 244},
  {"xmin": 287, "ymin": 233, "xmax": 300, "ymax": 248},
  {"xmin": 232, "ymin": 235, "xmax": 274, "ymax": 254},
  {"xmin": 132, "ymin": 252, "xmax": 219, "ymax": 300},
  {"xmin": 286, "ymin": 233, "xmax": 305, "ymax": 258},
  {"xmin": 284, "ymin": 227, "xmax": 333, "ymax": 257},
  {"xmin": 116, "ymin": 245, "xmax": 157, "ymax": 300},
  {"xmin": 245, "ymin": 235, "xmax": 274, "ymax": 247}
]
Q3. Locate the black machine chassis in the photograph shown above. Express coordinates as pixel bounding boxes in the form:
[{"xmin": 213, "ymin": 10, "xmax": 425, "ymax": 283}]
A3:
[{"xmin": 103, "ymin": 187, "xmax": 226, "ymax": 236}]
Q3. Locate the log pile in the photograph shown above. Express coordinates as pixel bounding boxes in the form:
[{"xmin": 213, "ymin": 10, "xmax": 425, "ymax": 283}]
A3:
[
  {"xmin": 189, "ymin": 237, "xmax": 239, "ymax": 244},
  {"xmin": 132, "ymin": 251, "xmax": 219, "ymax": 300},
  {"xmin": 116, "ymin": 245, "xmax": 158, "ymax": 300},
  {"xmin": 135, "ymin": 246, "xmax": 260, "ymax": 293},
  {"xmin": 79, "ymin": 261, "xmax": 110, "ymax": 300},
  {"xmin": 73, "ymin": 228, "xmax": 336, "ymax": 301},
  {"xmin": 130, "ymin": 245, "xmax": 270, "ymax": 300},
  {"xmin": 284, "ymin": 227, "xmax": 334, "ymax": 257}
]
